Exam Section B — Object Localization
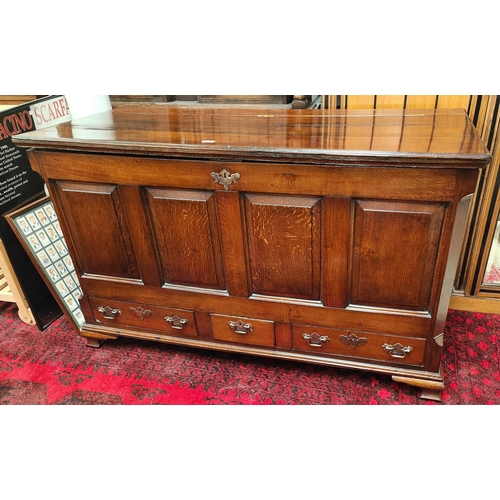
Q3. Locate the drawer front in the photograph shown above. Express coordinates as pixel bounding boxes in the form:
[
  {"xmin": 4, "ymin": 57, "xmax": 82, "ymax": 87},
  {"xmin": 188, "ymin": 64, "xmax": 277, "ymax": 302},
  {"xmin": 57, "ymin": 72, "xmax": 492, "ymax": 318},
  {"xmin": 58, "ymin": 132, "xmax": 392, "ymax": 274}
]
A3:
[
  {"xmin": 292, "ymin": 324, "xmax": 426, "ymax": 366},
  {"xmin": 211, "ymin": 314, "xmax": 275, "ymax": 348},
  {"xmin": 89, "ymin": 297, "xmax": 197, "ymax": 337}
]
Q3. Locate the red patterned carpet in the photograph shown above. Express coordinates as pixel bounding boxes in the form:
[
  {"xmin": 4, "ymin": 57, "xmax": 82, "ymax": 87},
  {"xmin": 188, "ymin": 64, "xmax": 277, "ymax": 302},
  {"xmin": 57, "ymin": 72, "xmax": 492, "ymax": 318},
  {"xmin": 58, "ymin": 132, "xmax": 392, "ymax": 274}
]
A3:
[
  {"xmin": 484, "ymin": 264, "xmax": 500, "ymax": 284},
  {"xmin": 1, "ymin": 300, "xmax": 500, "ymax": 404}
]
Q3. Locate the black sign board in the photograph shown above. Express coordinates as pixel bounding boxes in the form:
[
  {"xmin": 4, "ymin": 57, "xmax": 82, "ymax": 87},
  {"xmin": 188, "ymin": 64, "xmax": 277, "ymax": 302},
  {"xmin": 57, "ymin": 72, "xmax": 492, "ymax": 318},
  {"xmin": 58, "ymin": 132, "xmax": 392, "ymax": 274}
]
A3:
[{"xmin": 1, "ymin": 96, "xmax": 71, "ymax": 330}]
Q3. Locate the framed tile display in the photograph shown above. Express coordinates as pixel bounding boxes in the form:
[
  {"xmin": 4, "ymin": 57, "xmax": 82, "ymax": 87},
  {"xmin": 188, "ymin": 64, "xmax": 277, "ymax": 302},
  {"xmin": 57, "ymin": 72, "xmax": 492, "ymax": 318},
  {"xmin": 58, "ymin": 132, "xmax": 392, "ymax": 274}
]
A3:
[{"xmin": 6, "ymin": 196, "xmax": 85, "ymax": 331}]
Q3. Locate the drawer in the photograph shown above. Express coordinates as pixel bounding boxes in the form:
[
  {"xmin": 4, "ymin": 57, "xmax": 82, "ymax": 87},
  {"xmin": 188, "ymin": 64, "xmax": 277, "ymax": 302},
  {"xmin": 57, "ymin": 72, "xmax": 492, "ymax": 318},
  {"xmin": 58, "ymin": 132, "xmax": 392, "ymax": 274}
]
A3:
[
  {"xmin": 211, "ymin": 314, "xmax": 275, "ymax": 348},
  {"xmin": 292, "ymin": 324, "xmax": 426, "ymax": 366},
  {"xmin": 88, "ymin": 297, "xmax": 197, "ymax": 337}
]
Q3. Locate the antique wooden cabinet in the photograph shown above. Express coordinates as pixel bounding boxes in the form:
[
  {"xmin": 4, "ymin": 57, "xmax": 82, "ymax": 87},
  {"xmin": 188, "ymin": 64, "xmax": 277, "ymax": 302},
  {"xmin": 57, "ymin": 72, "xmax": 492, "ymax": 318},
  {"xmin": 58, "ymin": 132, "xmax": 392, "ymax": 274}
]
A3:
[{"xmin": 13, "ymin": 105, "xmax": 491, "ymax": 400}]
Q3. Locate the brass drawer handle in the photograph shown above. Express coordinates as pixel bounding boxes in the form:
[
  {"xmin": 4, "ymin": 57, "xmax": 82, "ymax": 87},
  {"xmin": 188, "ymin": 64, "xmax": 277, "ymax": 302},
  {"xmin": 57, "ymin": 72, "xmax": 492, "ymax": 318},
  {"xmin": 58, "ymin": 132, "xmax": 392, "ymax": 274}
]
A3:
[
  {"xmin": 210, "ymin": 168, "xmax": 240, "ymax": 190},
  {"xmin": 165, "ymin": 314, "xmax": 188, "ymax": 330},
  {"xmin": 382, "ymin": 342, "xmax": 413, "ymax": 358},
  {"xmin": 129, "ymin": 306, "xmax": 152, "ymax": 320},
  {"xmin": 98, "ymin": 306, "xmax": 121, "ymax": 320},
  {"xmin": 229, "ymin": 320, "xmax": 253, "ymax": 335},
  {"xmin": 303, "ymin": 332, "xmax": 330, "ymax": 347},
  {"xmin": 340, "ymin": 333, "xmax": 367, "ymax": 349}
]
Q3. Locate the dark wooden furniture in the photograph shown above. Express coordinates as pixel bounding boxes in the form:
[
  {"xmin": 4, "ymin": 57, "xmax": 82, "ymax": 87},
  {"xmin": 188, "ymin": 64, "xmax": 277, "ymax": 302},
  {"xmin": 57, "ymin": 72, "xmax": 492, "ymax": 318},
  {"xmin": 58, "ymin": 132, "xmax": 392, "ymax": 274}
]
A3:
[
  {"xmin": 13, "ymin": 106, "xmax": 491, "ymax": 400},
  {"xmin": 109, "ymin": 95, "xmax": 320, "ymax": 109},
  {"xmin": 109, "ymin": 95, "xmax": 294, "ymax": 106}
]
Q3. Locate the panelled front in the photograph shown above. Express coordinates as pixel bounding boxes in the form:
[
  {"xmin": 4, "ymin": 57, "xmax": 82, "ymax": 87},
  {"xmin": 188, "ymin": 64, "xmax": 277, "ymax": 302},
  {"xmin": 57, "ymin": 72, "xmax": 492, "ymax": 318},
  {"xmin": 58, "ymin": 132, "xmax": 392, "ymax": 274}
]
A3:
[
  {"xmin": 48, "ymin": 156, "xmax": 453, "ymax": 311},
  {"xmin": 45, "ymin": 153, "xmax": 458, "ymax": 347}
]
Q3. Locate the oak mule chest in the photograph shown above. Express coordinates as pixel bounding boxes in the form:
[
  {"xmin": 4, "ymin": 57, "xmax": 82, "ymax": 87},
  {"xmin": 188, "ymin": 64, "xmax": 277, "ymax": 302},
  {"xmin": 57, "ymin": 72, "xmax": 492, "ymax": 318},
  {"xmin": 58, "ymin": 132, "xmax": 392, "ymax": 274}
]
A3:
[{"xmin": 13, "ymin": 105, "xmax": 491, "ymax": 401}]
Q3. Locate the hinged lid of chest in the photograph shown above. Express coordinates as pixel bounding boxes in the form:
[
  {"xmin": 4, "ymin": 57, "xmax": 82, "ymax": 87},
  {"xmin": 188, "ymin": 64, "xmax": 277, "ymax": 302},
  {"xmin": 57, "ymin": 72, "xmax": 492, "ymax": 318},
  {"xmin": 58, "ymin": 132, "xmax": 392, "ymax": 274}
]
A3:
[{"xmin": 13, "ymin": 105, "xmax": 491, "ymax": 167}]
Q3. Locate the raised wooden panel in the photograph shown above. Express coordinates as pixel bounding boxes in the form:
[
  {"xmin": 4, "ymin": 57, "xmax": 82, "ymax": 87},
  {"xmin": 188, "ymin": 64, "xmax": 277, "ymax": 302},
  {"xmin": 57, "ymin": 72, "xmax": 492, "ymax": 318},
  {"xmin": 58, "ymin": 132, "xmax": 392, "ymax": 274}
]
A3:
[
  {"xmin": 244, "ymin": 194, "xmax": 321, "ymax": 300},
  {"xmin": 145, "ymin": 188, "xmax": 225, "ymax": 290},
  {"xmin": 53, "ymin": 181, "xmax": 140, "ymax": 279},
  {"xmin": 350, "ymin": 200, "xmax": 446, "ymax": 311}
]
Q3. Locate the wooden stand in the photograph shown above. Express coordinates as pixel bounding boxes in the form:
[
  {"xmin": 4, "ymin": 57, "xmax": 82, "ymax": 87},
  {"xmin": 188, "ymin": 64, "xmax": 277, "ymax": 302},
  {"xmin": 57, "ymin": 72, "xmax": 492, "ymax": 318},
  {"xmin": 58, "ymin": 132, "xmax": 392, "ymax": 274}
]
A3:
[{"xmin": 0, "ymin": 238, "xmax": 35, "ymax": 325}]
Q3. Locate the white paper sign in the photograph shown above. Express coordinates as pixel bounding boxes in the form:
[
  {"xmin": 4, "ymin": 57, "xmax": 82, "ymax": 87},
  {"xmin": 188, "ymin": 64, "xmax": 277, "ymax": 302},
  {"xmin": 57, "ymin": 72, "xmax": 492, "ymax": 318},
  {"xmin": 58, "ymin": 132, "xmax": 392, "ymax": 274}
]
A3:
[{"xmin": 29, "ymin": 96, "xmax": 71, "ymax": 129}]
